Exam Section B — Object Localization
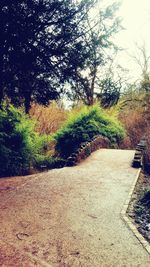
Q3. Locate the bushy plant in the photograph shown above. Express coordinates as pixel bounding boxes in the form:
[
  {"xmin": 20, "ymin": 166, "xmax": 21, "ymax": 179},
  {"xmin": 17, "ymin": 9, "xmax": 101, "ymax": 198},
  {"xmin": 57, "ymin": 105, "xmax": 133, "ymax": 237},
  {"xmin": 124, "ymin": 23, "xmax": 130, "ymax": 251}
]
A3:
[
  {"xmin": 54, "ymin": 104, "xmax": 125, "ymax": 158},
  {"xmin": 0, "ymin": 103, "xmax": 46, "ymax": 176},
  {"xmin": 34, "ymin": 154, "xmax": 67, "ymax": 170}
]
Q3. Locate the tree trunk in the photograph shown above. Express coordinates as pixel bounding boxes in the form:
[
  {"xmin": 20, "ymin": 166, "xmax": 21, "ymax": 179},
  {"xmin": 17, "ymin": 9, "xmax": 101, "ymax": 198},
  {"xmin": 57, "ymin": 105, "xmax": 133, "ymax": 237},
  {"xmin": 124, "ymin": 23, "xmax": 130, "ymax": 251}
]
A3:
[
  {"xmin": 0, "ymin": 59, "xmax": 4, "ymax": 107},
  {"xmin": 88, "ymin": 66, "xmax": 97, "ymax": 105},
  {"xmin": 0, "ymin": 89, "xmax": 3, "ymax": 107},
  {"xmin": 24, "ymin": 94, "xmax": 31, "ymax": 113}
]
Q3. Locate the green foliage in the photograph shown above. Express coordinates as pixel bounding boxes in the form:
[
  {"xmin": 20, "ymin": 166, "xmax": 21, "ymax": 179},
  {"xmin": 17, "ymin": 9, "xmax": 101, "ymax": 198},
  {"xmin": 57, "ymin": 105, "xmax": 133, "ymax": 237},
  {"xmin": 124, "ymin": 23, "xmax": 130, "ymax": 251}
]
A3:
[
  {"xmin": 0, "ymin": 0, "xmax": 93, "ymax": 112},
  {"xmin": 99, "ymin": 77, "xmax": 121, "ymax": 108},
  {"xmin": 0, "ymin": 103, "xmax": 46, "ymax": 176},
  {"xmin": 54, "ymin": 104, "xmax": 125, "ymax": 158},
  {"xmin": 34, "ymin": 154, "xmax": 67, "ymax": 170}
]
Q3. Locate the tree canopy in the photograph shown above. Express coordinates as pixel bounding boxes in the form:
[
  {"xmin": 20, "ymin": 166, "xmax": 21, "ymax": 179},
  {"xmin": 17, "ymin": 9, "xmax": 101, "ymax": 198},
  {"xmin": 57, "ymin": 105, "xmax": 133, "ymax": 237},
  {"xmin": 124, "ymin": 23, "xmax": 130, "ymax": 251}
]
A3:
[
  {"xmin": 66, "ymin": 2, "xmax": 122, "ymax": 106},
  {"xmin": 0, "ymin": 0, "xmax": 94, "ymax": 112}
]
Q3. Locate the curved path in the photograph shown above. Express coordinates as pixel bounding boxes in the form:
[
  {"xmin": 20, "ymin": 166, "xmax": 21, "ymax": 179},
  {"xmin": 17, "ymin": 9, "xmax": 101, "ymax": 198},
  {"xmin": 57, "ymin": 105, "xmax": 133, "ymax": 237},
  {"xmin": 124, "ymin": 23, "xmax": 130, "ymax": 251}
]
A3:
[{"xmin": 0, "ymin": 149, "xmax": 150, "ymax": 267}]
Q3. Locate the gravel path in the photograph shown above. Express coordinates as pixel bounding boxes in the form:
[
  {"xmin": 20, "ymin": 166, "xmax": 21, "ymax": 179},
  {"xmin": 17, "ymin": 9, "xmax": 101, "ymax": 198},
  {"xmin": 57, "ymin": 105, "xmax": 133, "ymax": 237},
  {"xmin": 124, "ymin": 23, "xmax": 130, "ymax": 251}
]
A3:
[{"xmin": 0, "ymin": 149, "xmax": 150, "ymax": 267}]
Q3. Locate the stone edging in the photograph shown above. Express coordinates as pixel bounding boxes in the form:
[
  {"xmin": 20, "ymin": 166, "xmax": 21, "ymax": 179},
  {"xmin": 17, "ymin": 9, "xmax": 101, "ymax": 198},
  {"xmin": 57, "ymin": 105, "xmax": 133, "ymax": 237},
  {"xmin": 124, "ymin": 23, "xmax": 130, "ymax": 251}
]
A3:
[{"xmin": 121, "ymin": 168, "xmax": 150, "ymax": 254}]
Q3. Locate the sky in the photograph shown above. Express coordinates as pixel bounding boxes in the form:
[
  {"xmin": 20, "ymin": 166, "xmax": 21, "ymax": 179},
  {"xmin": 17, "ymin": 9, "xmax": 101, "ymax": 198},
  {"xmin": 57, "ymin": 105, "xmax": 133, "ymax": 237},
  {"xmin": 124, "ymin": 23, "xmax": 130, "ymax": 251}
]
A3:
[{"xmin": 113, "ymin": 0, "xmax": 150, "ymax": 80}]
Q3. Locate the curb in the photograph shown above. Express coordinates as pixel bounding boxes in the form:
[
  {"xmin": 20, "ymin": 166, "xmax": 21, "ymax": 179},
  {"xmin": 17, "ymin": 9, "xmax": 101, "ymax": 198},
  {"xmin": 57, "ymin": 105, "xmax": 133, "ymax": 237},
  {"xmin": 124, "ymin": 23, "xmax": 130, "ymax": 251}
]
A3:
[{"xmin": 121, "ymin": 168, "xmax": 150, "ymax": 255}]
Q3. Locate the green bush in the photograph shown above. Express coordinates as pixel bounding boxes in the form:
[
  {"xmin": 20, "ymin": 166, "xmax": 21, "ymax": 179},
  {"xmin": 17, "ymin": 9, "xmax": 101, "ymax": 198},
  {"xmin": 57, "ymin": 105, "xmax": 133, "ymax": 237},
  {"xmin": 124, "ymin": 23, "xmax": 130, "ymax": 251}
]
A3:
[
  {"xmin": 54, "ymin": 104, "xmax": 125, "ymax": 158},
  {"xmin": 0, "ymin": 103, "xmax": 45, "ymax": 176},
  {"xmin": 34, "ymin": 154, "xmax": 67, "ymax": 170}
]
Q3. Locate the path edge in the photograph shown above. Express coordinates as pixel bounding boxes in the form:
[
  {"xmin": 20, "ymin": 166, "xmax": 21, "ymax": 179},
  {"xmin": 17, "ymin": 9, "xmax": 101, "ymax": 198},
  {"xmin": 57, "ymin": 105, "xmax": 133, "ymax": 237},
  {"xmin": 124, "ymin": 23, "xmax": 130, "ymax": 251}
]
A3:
[{"xmin": 121, "ymin": 168, "xmax": 150, "ymax": 255}]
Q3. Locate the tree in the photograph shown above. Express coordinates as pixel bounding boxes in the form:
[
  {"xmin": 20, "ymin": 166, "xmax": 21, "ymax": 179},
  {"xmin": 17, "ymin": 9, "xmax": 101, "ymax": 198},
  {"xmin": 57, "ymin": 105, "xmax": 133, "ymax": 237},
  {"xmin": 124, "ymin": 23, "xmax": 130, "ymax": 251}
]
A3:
[
  {"xmin": 131, "ymin": 43, "xmax": 150, "ymax": 114},
  {"xmin": 66, "ymin": 2, "xmax": 122, "ymax": 106},
  {"xmin": 0, "ymin": 0, "xmax": 94, "ymax": 112},
  {"xmin": 132, "ymin": 43, "xmax": 150, "ymax": 81},
  {"xmin": 96, "ymin": 76, "xmax": 121, "ymax": 108}
]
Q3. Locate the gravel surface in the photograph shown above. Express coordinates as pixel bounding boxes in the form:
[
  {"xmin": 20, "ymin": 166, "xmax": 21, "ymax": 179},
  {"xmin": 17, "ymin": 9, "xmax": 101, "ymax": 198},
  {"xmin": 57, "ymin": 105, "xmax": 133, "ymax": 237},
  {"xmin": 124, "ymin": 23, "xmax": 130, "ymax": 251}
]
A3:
[{"xmin": 0, "ymin": 149, "xmax": 150, "ymax": 267}]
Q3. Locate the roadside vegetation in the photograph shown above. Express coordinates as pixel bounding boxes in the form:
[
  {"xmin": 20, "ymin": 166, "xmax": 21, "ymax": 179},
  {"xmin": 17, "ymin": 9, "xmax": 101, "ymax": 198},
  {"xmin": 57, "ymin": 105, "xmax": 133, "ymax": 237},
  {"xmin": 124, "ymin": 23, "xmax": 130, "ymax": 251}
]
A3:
[
  {"xmin": 0, "ymin": 103, "xmax": 51, "ymax": 176},
  {"xmin": 0, "ymin": 102, "xmax": 125, "ymax": 176},
  {"xmin": 54, "ymin": 105, "xmax": 125, "ymax": 158},
  {"xmin": 0, "ymin": 1, "xmax": 149, "ymax": 177}
]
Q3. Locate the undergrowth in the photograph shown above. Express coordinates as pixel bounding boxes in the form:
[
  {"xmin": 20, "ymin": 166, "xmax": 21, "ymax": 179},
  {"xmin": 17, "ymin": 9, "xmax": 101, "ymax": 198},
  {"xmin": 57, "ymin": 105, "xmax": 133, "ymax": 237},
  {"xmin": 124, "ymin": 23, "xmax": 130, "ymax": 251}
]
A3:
[{"xmin": 0, "ymin": 103, "xmax": 54, "ymax": 176}]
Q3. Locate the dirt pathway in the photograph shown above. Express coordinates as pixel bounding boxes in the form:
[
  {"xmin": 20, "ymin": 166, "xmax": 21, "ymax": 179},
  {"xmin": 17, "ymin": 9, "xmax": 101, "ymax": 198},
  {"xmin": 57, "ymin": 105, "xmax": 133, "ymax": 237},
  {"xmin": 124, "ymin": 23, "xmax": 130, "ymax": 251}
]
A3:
[{"xmin": 0, "ymin": 149, "xmax": 150, "ymax": 267}]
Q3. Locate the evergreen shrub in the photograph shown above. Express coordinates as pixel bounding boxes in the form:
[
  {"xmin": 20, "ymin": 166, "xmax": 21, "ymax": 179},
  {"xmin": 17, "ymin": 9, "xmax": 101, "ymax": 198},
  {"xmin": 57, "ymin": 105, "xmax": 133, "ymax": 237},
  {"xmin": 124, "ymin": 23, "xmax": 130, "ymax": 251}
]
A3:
[
  {"xmin": 54, "ymin": 104, "xmax": 125, "ymax": 158},
  {"xmin": 33, "ymin": 154, "xmax": 67, "ymax": 170},
  {"xmin": 0, "ymin": 103, "xmax": 44, "ymax": 176}
]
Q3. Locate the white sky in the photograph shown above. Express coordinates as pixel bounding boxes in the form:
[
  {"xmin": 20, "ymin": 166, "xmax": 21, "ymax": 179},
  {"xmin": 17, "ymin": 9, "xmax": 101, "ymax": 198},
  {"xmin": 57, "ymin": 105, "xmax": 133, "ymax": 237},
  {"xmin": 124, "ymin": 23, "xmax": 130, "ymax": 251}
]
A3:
[{"xmin": 113, "ymin": 0, "xmax": 150, "ymax": 80}]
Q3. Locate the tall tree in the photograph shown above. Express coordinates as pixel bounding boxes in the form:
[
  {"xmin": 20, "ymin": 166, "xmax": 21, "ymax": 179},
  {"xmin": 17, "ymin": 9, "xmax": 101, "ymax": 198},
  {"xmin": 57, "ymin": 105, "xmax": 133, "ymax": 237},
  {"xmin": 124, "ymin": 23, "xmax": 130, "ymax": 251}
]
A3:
[
  {"xmin": 132, "ymin": 43, "xmax": 150, "ymax": 113},
  {"xmin": 66, "ymin": 2, "xmax": 122, "ymax": 106},
  {"xmin": 0, "ymin": 0, "xmax": 94, "ymax": 112}
]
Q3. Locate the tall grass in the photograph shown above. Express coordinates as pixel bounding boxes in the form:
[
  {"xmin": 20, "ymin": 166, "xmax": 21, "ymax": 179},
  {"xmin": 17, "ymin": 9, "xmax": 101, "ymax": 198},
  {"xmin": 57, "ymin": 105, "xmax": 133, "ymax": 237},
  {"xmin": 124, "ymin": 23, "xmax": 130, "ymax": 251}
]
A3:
[
  {"xmin": 119, "ymin": 109, "xmax": 149, "ymax": 149},
  {"xmin": 30, "ymin": 101, "xmax": 67, "ymax": 134}
]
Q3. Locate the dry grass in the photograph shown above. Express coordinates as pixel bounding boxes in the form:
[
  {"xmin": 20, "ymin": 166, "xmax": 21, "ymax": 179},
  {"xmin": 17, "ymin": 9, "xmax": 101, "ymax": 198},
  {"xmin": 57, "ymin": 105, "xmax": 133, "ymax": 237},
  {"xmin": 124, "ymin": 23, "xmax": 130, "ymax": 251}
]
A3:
[
  {"xmin": 29, "ymin": 102, "xmax": 67, "ymax": 135},
  {"xmin": 119, "ymin": 109, "xmax": 149, "ymax": 149}
]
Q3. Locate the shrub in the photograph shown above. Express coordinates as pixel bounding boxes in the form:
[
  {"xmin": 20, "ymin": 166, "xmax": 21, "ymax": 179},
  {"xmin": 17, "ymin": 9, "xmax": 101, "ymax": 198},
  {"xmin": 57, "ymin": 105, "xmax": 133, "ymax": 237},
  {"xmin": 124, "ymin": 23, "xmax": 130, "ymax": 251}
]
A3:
[
  {"xmin": 0, "ymin": 103, "xmax": 46, "ymax": 176},
  {"xmin": 34, "ymin": 154, "xmax": 67, "ymax": 170},
  {"xmin": 54, "ymin": 104, "xmax": 125, "ymax": 158}
]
